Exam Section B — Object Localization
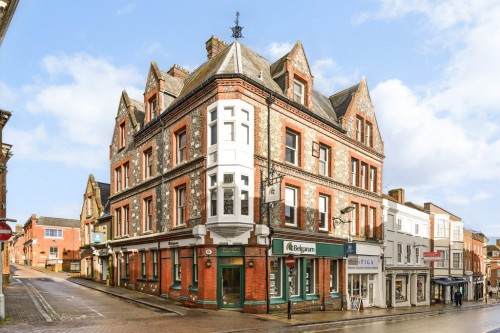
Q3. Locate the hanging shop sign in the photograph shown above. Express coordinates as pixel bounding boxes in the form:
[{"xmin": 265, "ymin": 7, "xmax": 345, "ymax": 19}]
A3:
[
  {"xmin": 91, "ymin": 232, "xmax": 104, "ymax": 243},
  {"xmin": 423, "ymin": 252, "xmax": 442, "ymax": 261},
  {"xmin": 265, "ymin": 183, "xmax": 281, "ymax": 203}
]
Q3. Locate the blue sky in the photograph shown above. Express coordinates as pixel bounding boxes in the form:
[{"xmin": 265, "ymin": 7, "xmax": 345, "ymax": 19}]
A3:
[{"xmin": 1, "ymin": 1, "xmax": 499, "ymax": 241}]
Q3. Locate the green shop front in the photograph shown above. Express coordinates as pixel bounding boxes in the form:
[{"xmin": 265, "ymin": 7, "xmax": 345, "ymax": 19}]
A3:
[
  {"xmin": 217, "ymin": 246, "xmax": 246, "ymax": 309},
  {"xmin": 270, "ymin": 239, "xmax": 345, "ymax": 311}
]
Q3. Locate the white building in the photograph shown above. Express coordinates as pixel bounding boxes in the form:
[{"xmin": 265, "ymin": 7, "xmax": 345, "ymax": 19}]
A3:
[{"xmin": 382, "ymin": 189, "xmax": 431, "ymax": 307}]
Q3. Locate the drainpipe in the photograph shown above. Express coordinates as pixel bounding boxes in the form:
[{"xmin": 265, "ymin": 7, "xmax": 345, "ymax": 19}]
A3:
[
  {"xmin": 158, "ymin": 115, "xmax": 166, "ymax": 296},
  {"xmin": 265, "ymin": 93, "xmax": 275, "ymax": 314}
]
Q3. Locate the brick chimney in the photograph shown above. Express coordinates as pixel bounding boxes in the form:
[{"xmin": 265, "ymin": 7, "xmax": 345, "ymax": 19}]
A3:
[
  {"xmin": 205, "ymin": 35, "xmax": 227, "ymax": 59},
  {"xmin": 15, "ymin": 225, "xmax": 22, "ymax": 233},
  {"xmin": 388, "ymin": 188, "xmax": 405, "ymax": 204},
  {"xmin": 167, "ymin": 64, "xmax": 190, "ymax": 82}
]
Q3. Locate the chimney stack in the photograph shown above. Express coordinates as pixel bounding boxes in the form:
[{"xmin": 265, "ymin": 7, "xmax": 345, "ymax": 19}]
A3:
[
  {"xmin": 167, "ymin": 64, "xmax": 190, "ymax": 82},
  {"xmin": 388, "ymin": 188, "xmax": 405, "ymax": 205},
  {"xmin": 205, "ymin": 35, "xmax": 227, "ymax": 59}
]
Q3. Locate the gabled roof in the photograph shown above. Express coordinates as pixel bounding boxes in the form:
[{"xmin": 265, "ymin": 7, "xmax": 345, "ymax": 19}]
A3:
[
  {"xmin": 97, "ymin": 182, "xmax": 110, "ymax": 208},
  {"xmin": 172, "ymin": 41, "xmax": 339, "ymax": 126},
  {"xmin": 36, "ymin": 217, "xmax": 79, "ymax": 228},
  {"xmin": 329, "ymin": 83, "xmax": 360, "ymax": 118}
]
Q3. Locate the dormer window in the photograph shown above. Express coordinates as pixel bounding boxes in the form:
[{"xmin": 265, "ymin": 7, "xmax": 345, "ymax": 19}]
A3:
[
  {"xmin": 149, "ymin": 97, "xmax": 157, "ymax": 120},
  {"xmin": 293, "ymin": 80, "xmax": 304, "ymax": 104}
]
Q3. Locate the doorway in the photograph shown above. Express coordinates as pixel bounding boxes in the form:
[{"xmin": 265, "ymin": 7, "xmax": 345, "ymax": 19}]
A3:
[{"xmin": 219, "ymin": 266, "xmax": 243, "ymax": 309}]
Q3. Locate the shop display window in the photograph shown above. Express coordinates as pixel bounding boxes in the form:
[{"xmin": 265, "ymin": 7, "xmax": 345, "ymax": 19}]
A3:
[
  {"xmin": 417, "ymin": 276, "xmax": 426, "ymax": 302},
  {"xmin": 395, "ymin": 276, "xmax": 407, "ymax": 302}
]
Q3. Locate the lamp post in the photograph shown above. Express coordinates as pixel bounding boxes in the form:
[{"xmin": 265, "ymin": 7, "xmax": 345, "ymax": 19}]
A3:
[
  {"xmin": 332, "ymin": 206, "xmax": 354, "ymax": 311},
  {"xmin": 0, "ymin": 218, "xmax": 16, "ymax": 320}
]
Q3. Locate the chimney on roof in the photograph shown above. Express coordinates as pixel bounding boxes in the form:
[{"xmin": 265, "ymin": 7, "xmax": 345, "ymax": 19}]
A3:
[
  {"xmin": 15, "ymin": 225, "xmax": 22, "ymax": 233},
  {"xmin": 206, "ymin": 35, "xmax": 227, "ymax": 59},
  {"xmin": 388, "ymin": 188, "xmax": 405, "ymax": 205},
  {"xmin": 167, "ymin": 64, "xmax": 190, "ymax": 82}
]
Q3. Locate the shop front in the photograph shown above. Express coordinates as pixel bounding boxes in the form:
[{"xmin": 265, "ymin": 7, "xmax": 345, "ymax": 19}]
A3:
[
  {"xmin": 431, "ymin": 277, "xmax": 468, "ymax": 304},
  {"xmin": 385, "ymin": 270, "xmax": 430, "ymax": 307},
  {"xmin": 345, "ymin": 242, "xmax": 383, "ymax": 308},
  {"xmin": 270, "ymin": 239, "xmax": 345, "ymax": 312},
  {"xmin": 217, "ymin": 247, "xmax": 245, "ymax": 309}
]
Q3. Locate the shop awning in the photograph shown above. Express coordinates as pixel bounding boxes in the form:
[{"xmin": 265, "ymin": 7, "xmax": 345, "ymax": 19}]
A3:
[{"xmin": 433, "ymin": 278, "xmax": 468, "ymax": 286}]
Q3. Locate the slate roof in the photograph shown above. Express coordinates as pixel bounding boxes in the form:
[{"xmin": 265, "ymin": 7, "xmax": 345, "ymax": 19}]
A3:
[
  {"xmin": 169, "ymin": 41, "xmax": 343, "ymax": 127},
  {"xmin": 36, "ymin": 217, "xmax": 79, "ymax": 228},
  {"xmin": 160, "ymin": 70, "xmax": 183, "ymax": 96},
  {"xmin": 329, "ymin": 83, "xmax": 360, "ymax": 118},
  {"xmin": 97, "ymin": 182, "xmax": 110, "ymax": 208}
]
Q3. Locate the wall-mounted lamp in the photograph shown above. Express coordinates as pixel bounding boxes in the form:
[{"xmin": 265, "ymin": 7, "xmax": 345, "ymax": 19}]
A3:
[
  {"xmin": 206, "ymin": 258, "xmax": 212, "ymax": 268},
  {"xmin": 333, "ymin": 205, "xmax": 355, "ymax": 227},
  {"xmin": 248, "ymin": 259, "xmax": 254, "ymax": 268}
]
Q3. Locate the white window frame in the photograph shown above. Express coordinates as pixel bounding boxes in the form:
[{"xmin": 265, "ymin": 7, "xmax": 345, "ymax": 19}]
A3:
[
  {"xmin": 224, "ymin": 122, "xmax": 235, "ymax": 142},
  {"xmin": 351, "ymin": 159, "xmax": 357, "ymax": 186},
  {"xmin": 144, "ymin": 150, "xmax": 153, "ymax": 179},
  {"xmin": 144, "ymin": 197, "xmax": 153, "ymax": 231},
  {"xmin": 116, "ymin": 167, "xmax": 122, "ymax": 192},
  {"xmin": 319, "ymin": 145, "xmax": 329, "ymax": 176},
  {"xmin": 356, "ymin": 117, "xmax": 363, "ymax": 141},
  {"xmin": 318, "ymin": 195, "xmax": 328, "ymax": 231},
  {"xmin": 285, "ymin": 186, "xmax": 298, "ymax": 226},
  {"xmin": 397, "ymin": 243, "xmax": 403, "ymax": 263},
  {"xmin": 361, "ymin": 164, "xmax": 367, "ymax": 190},
  {"xmin": 49, "ymin": 246, "xmax": 58, "ymax": 260},
  {"xmin": 45, "ymin": 229, "xmax": 63, "ymax": 238},
  {"xmin": 365, "ymin": 123, "xmax": 372, "ymax": 146},
  {"xmin": 285, "ymin": 130, "xmax": 298, "ymax": 165},
  {"xmin": 305, "ymin": 259, "xmax": 316, "ymax": 295},
  {"xmin": 116, "ymin": 208, "xmax": 122, "ymax": 237},
  {"xmin": 293, "ymin": 80, "xmax": 304, "ymax": 104},
  {"xmin": 177, "ymin": 130, "xmax": 187, "ymax": 164},
  {"xmin": 369, "ymin": 167, "xmax": 376, "ymax": 192},
  {"xmin": 149, "ymin": 97, "xmax": 157, "ymax": 119},
  {"xmin": 406, "ymin": 245, "xmax": 412, "ymax": 264},
  {"xmin": 124, "ymin": 163, "xmax": 130, "ymax": 188},
  {"xmin": 177, "ymin": 186, "xmax": 186, "ymax": 226},
  {"xmin": 209, "ymin": 174, "xmax": 217, "ymax": 217},
  {"xmin": 123, "ymin": 206, "xmax": 129, "ymax": 236},
  {"xmin": 209, "ymin": 109, "xmax": 217, "ymax": 146}
]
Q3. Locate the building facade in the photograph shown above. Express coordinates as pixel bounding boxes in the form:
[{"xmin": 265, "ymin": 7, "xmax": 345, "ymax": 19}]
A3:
[
  {"xmin": 107, "ymin": 36, "xmax": 384, "ymax": 313},
  {"xmin": 23, "ymin": 215, "xmax": 80, "ymax": 270},
  {"xmin": 7, "ymin": 225, "xmax": 23, "ymax": 264},
  {"xmin": 382, "ymin": 189, "xmax": 431, "ymax": 308},
  {"xmin": 425, "ymin": 203, "xmax": 466, "ymax": 304},
  {"xmin": 79, "ymin": 174, "xmax": 111, "ymax": 282},
  {"xmin": 463, "ymin": 229, "xmax": 487, "ymax": 301}
]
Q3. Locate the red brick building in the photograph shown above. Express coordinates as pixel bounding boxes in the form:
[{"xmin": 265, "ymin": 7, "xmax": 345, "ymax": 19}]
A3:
[
  {"xmin": 7, "ymin": 225, "xmax": 23, "ymax": 264},
  {"xmin": 23, "ymin": 215, "xmax": 80, "ymax": 270},
  {"xmin": 463, "ymin": 229, "xmax": 487, "ymax": 300},
  {"xmin": 79, "ymin": 174, "xmax": 111, "ymax": 282},
  {"xmin": 107, "ymin": 36, "xmax": 384, "ymax": 313}
]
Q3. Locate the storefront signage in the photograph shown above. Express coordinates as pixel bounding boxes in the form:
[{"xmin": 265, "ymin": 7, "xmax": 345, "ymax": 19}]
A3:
[
  {"xmin": 217, "ymin": 246, "xmax": 244, "ymax": 257},
  {"xmin": 265, "ymin": 183, "xmax": 281, "ymax": 203},
  {"xmin": 347, "ymin": 255, "xmax": 379, "ymax": 270},
  {"xmin": 344, "ymin": 243, "xmax": 356, "ymax": 256},
  {"xmin": 160, "ymin": 238, "xmax": 197, "ymax": 248},
  {"xmin": 92, "ymin": 232, "xmax": 104, "ymax": 243},
  {"xmin": 283, "ymin": 241, "xmax": 316, "ymax": 255},
  {"xmin": 272, "ymin": 239, "xmax": 343, "ymax": 257}
]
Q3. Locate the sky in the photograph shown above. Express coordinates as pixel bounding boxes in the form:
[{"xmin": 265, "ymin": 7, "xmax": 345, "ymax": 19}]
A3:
[{"xmin": 1, "ymin": 0, "xmax": 499, "ymax": 241}]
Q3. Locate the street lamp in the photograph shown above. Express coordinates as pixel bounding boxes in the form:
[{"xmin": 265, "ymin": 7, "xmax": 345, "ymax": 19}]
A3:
[
  {"xmin": 0, "ymin": 218, "xmax": 16, "ymax": 320},
  {"xmin": 333, "ymin": 206, "xmax": 354, "ymax": 227}
]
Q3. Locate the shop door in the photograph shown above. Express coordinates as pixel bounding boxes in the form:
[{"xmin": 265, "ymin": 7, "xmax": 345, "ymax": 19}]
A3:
[
  {"xmin": 219, "ymin": 266, "xmax": 243, "ymax": 309},
  {"xmin": 386, "ymin": 279, "xmax": 392, "ymax": 307}
]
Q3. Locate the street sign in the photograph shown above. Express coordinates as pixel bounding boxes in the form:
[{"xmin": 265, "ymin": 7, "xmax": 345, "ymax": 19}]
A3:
[
  {"xmin": 285, "ymin": 254, "xmax": 295, "ymax": 268},
  {"xmin": 0, "ymin": 222, "xmax": 12, "ymax": 241}
]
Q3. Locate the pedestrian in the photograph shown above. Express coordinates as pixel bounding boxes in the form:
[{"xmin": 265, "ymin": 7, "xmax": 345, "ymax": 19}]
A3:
[
  {"xmin": 454, "ymin": 290, "xmax": 459, "ymax": 306},
  {"xmin": 457, "ymin": 290, "xmax": 463, "ymax": 306}
]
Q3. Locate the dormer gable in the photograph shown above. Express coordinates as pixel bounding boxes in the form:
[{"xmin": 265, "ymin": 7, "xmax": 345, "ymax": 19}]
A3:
[
  {"xmin": 144, "ymin": 61, "xmax": 164, "ymax": 124},
  {"xmin": 270, "ymin": 41, "xmax": 313, "ymax": 109},
  {"xmin": 111, "ymin": 90, "xmax": 144, "ymax": 155}
]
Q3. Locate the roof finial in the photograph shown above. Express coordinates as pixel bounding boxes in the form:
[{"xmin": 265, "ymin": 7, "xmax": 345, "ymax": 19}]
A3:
[{"xmin": 231, "ymin": 11, "xmax": 244, "ymax": 40}]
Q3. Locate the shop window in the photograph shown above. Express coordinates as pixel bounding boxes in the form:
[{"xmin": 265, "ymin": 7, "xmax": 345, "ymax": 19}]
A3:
[
  {"xmin": 173, "ymin": 249, "xmax": 181, "ymax": 283},
  {"xmin": 291, "ymin": 259, "xmax": 301, "ymax": 297},
  {"xmin": 417, "ymin": 276, "xmax": 426, "ymax": 302},
  {"xmin": 192, "ymin": 250, "xmax": 198, "ymax": 284},
  {"xmin": 305, "ymin": 259, "xmax": 317, "ymax": 295},
  {"xmin": 270, "ymin": 257, "xmax": 283, "ymax": 298},
  {"xmin": 152, "ymin": 250, "xmax": 158, "ymax": 279},
  {"xmin": 124, "ymin": 253, "xmax": 129, "ymax": 278},
  {"xmin": 347, "ymin": 274, "xmax": 368, "ymax": 299},
  {"xmin": 330, "ymin": 260, "xmax": 339, "ymax": 293},
  {"xmin": 285, "ymin": 186, "xmax": 298, "ymax": 226},
  {"xmin": 395, "ymin": 277, "xmax": 407, "ymax": 302},
  {"xmin": 141, "ymin": 251, "xmax": 146, "ymax": 278}
]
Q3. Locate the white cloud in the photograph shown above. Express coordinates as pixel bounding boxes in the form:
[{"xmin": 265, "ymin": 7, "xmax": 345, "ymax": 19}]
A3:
[
  {"xmin": 116, "ymin": 4, "xmax": 136, "ymax": 16},
  {"xmin": 311, "ymin": 58, "xmax": 358, "ymax": 95},
  {"xmin": 15, "ymin": 53, "xmax": 142, "ymax": 168},
  {"xmin": 265, "ymin": 42, "xmax": 294, "ymax": 61},
  {"xmin": 0, "ymin": 81, "xmax": 16, "ymax": 106}
]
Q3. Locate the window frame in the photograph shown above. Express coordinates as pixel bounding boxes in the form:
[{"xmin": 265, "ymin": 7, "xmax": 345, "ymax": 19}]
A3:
[
  {"xmin": 149, "ymin": 96, "xmax": 157, "ymax": 120},
  {"xmin": 351, "ymin": 159, "xmax": 358, "ymax": 186},
  {"xmin": 144, "ymin": 149, "xmax": 153, "ymax": 179},
  {"xmin": 318, "ymin": 144, "xmax": 329, "ymax": 176},
  {"xmin": 285, "ymin": 186, "xmax": 298, "ymax": 227},
  {"xmin": 49, "ymin": 246, "xmax": 58, "ymax": 260},
  {"xmin": 115, "ymin": 208, "xmax": 122, "ymax": 237},
  {"xmin": 176, "ymin": 129, "xmax": 187, "ymax": 164},
  {"xmin": 152, "ymin": 250, "xmax": 158, "ymax": 279},
  {"xmin": 144, "ymin": 197, "xmax": 153, "ymax": 232},
  {"xmin": 141, "ymin": 251, "xmax": 146, "ymax": 278},
  {"xmin": 176, "ymin": 185, "xmax": 187, "ymax": 226},
  {"xmin": 173, "ymin": 249, "xmax": 181, "ymax": 283},
  {"xmin": 293, "ymin": 79, "xmax": 305, "ymax": 104},
  {"xmin": 318, "ymin": 195, "xmax": 329, "ymax": 231},
  {"xmin": 285, "ymin": 130, "xmax": 299, "ymax": 165},
  {"xmin": 45, "ymin": 229, "xmax": 63, "ymax": 238}
]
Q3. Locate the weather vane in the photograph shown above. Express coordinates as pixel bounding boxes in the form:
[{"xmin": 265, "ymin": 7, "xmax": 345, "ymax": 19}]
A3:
[{"xmin": 231, "ymin": 11, "xmax": 244, "ymax": 40}]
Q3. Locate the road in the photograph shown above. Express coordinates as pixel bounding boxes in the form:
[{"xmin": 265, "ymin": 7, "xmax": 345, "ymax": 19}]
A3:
[{"xmin": 2, "ymin": 265, "xmax": 500, "ymax": 333}]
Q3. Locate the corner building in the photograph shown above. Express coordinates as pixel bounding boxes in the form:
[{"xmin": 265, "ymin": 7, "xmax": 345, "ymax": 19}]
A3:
[{"xmin": 108, "ymin": 36, "xmax": 384, "ymax": 313}]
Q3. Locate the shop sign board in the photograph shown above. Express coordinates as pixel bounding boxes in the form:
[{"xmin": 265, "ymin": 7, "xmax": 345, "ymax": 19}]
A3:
[
  {"xmin": 347, "ymin": 255, "xmax": 379, "ymax": 270},
  {"xmin": 423, "ymin": 252, "xmax": 442, "ymax": 261},
  {"xmin": 91, "ymin": 232, "xmax": 104, "ymax": 243},
  {"xmin": 265, "ymin": 183, "xmax": 281, "ymax": 203},
  {"xmin": 283, "ymin": 241, "xmax": 316, "ymax": 255}
]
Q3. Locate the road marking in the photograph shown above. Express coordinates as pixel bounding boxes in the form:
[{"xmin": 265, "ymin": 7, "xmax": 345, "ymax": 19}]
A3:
[{"xmin": 21, "ymin": 280, "xmax": 61, "ymax": 322}]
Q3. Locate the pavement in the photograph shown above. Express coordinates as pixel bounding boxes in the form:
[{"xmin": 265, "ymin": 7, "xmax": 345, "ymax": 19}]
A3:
[{"xmin": 5, "ymin": 266, "xmax": 500, "ymax": 331}]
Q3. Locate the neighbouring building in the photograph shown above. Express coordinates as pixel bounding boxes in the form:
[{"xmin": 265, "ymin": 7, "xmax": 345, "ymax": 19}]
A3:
[
  {"xmin": 424, "ymin": 203, "xmax": 466, "ymax": 304},
  {"xmin": 7, "ymin": 225, "xmax": 23, "ymax": 264},
  {"xmin": 463, "ymin": 228, "xmax": 487, "ymax": 301},
  {"xmin": 23, "ymin": 215, "xmax": 80, "ymax": 271},
  {"xmin": 486, "ymin": 242, "xmax": 500, "ymax": 295},
  {"xmin": 79, "ymin": 174, "xmax": 111, "ymax": 282},
  {"xmin": 107, "ymin": 35, "xmax": 384, "ymax": 313},
  {"xmin": 382, "ymin": 189, "xmax": 431, "ymax": 308}
]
